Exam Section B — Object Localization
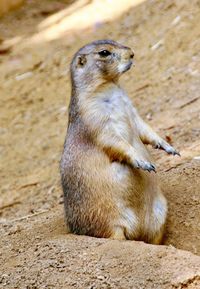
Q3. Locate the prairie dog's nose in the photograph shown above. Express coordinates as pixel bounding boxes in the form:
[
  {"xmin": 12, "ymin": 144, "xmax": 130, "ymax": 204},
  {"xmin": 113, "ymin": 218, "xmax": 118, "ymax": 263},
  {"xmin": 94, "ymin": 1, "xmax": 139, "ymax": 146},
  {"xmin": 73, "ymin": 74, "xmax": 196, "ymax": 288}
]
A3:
[
  {"xmin": 122, "ymin": 48, "xmax": 134, "ymax": 61},
  {"xmin": 130, "ymin": 51, "xmax": 134, "ymax": 59}
]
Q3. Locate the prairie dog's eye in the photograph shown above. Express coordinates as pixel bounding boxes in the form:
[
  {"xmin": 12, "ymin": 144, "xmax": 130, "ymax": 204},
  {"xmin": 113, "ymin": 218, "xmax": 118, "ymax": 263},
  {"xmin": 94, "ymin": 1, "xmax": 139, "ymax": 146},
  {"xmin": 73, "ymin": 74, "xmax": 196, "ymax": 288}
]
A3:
[{"xmin": 98, "ymin": 50, "xmax": 111, "ymax": 57}]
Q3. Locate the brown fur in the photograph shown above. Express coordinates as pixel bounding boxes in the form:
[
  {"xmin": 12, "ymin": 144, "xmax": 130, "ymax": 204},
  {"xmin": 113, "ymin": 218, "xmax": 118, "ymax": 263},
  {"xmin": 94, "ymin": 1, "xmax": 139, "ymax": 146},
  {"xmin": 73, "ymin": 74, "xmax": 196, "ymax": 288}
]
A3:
[{"xmin": 60, "ymin": 40, "xmax": 179, "ymax": 243}]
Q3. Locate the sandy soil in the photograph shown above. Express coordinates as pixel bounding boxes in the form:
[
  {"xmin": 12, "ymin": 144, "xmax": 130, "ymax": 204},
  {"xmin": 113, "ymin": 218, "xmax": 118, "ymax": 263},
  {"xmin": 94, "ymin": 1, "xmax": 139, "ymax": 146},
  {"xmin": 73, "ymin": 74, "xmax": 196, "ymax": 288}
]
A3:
[{"xmin": 0, "ymin": 0, "xmax": 200, "ymax": 288}]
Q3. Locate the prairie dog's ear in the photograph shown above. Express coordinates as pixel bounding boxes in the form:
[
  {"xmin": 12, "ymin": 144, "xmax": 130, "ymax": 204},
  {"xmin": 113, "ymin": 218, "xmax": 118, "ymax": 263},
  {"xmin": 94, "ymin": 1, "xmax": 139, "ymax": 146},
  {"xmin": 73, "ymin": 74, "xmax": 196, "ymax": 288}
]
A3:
[{"xmin": 76, "ymin": 54, "xmax": 87, "ymax": 67}]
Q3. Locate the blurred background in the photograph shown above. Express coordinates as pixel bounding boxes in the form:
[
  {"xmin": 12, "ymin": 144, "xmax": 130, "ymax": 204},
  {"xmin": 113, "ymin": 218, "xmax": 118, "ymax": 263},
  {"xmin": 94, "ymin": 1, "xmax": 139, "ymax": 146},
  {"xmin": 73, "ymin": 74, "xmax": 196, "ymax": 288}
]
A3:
[{"xmin": 0, "ymin": 1, "xmax": 200, "ymax": 288}]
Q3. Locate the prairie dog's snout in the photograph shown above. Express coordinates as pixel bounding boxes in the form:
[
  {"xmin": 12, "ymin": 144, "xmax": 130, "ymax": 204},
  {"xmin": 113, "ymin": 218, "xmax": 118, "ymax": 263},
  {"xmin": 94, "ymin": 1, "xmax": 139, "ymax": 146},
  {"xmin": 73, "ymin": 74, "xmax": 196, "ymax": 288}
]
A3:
[
  {"xmin": 120, "ymin": 48, "xmax": 134, "ymax": 61},
  {"xmin": 115, "ymin": 47, "xmax": 134, "ymax": 73},
  {"xmin": 118, "ymin": 47, "xmax": 134, "ymax": 73}
]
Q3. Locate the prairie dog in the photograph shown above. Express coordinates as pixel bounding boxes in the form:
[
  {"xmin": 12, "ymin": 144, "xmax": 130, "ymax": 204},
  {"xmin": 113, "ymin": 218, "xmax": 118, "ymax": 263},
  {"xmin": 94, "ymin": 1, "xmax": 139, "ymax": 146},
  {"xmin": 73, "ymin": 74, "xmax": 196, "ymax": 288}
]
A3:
[{"xmin": 60, "ymin": 40, "xmax": 179, "ymax": 244}]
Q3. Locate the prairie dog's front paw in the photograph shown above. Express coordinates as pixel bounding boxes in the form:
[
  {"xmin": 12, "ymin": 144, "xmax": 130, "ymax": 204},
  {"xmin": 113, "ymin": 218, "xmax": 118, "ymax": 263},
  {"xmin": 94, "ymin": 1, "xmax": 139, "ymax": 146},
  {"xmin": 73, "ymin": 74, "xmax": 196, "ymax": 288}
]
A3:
[
  {"xmin": 132, "ymin": 158, "xmax": 156, "ymax": 173},
  {"xmin": 154, "ymin": 141, "xmax": 180, "ymax": 156}
]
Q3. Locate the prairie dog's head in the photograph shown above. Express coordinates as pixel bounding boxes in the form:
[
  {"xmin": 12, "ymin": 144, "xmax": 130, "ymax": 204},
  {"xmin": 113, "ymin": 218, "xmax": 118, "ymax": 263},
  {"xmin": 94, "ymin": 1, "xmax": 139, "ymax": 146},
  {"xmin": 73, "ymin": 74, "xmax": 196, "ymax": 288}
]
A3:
[{"xmin": 70, "ymin": 40, "xmax": 134, "ymax": 90}]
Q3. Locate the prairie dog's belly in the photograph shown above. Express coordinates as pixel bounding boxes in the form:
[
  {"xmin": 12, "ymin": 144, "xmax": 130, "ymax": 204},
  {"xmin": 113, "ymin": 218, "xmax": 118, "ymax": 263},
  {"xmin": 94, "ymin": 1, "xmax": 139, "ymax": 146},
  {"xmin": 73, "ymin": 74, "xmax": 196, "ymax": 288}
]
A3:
[
  {"xmin": 109, "ymin": 161, "xmax": 132, "ymax": 185},
  {"xmin": 81, "ymin": 145, "xmax": 151, "ymax": 189}
]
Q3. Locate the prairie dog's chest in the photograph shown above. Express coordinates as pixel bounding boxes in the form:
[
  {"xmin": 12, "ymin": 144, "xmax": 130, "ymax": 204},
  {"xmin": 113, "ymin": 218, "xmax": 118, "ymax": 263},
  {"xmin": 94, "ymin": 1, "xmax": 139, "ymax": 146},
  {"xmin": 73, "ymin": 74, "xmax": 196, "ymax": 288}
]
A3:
[
  {"xmin": 100, "ymin": 88, "xmax": 135, "ymax": 135},
  {"xmin": 101, "ymin": 89, "xmax": 129, "ymax": 121}
]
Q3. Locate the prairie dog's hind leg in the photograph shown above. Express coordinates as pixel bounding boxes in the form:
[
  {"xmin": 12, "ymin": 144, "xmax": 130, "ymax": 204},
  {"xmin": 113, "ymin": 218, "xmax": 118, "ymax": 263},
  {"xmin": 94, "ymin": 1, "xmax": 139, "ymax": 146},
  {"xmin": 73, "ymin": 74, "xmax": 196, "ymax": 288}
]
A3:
[
  {"xmin": 151, "ymin": 225, "xmax": 165, "ymax": 245},
  {"xmin": 110, "ymin": 226, "xmax": 126, "ymax": 240},
  {"xmin": 145, "ymin": 194, "xmax": 167, "ymax": 245}
]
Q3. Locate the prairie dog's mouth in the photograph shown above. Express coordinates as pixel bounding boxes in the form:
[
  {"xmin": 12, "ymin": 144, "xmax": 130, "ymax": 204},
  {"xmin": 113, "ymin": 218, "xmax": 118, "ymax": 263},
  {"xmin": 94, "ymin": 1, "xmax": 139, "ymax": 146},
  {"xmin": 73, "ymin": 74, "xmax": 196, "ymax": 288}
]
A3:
[
  {"xmin": 118, "ymin": 61, "xmax": 133, "ymax": 73},
  {"xmin": 124, "ymin": 61, "xmax": 133, "ymax": 72}
]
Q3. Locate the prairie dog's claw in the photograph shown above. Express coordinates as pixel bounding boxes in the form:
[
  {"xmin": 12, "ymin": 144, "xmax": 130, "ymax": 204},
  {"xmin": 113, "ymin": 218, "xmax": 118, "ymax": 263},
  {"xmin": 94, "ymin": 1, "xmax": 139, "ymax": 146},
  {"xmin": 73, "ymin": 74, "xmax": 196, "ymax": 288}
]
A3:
[
  {"xmin": 165, "ymin": 146, "xmax": 180, "ymax": 156},
  {"xmin": 150, "ymin": 164, "xmax": 156, "ymax": 172},
  {"xmin": 134, "ymin": 160, "xmax": 156, "ymax": 173},
  {"xmin": 173, "ymin": 150, "xmax": 181, "ymax": 156},
  {"xmin": 155, "ymin": 142, "xmax": 180, "ymax": 157}
]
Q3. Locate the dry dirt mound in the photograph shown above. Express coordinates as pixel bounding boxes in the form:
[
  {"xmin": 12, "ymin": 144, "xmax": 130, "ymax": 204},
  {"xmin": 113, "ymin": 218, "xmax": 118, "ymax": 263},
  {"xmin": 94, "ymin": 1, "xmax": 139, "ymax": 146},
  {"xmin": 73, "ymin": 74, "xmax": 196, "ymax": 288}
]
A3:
[
  {"xmin": 1, "ymin": 210, "xmax": 200, "ymax": 288},
  {"xmin": 0, "ymin": 0, "xmax": 200, "ymax": 288}
]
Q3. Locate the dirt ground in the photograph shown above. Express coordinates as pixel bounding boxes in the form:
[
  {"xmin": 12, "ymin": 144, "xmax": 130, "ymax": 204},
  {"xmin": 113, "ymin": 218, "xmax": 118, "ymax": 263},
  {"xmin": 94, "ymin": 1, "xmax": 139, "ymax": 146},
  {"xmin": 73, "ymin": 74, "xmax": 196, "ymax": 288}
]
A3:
[{"xmin": 0, "ymin": 0, "xmax": 200, "ymax": 288}]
